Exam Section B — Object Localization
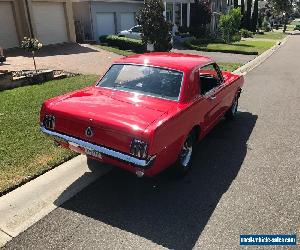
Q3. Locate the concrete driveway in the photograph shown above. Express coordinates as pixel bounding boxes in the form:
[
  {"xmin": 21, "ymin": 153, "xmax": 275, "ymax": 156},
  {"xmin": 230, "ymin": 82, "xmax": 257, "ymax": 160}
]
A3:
[
  {"xmin": 1, "ymin": 43, "xmax": 121, "ymax": 75},
  {"xmin": 3, "ymin": 35, "xmax": 300, "ymax": 249}
]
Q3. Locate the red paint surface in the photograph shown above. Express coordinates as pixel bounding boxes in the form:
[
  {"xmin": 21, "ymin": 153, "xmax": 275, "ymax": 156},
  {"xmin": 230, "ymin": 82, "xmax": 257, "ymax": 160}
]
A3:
[{"xmin": 41, "ymin": 53, "xmax": 244, "ymax": 176}]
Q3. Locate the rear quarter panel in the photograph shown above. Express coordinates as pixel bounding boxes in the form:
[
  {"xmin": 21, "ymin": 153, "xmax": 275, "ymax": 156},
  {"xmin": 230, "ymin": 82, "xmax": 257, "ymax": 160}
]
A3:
[{"xmin": 145, "ymin": 70, "xmax": 244, "ymax": 175}]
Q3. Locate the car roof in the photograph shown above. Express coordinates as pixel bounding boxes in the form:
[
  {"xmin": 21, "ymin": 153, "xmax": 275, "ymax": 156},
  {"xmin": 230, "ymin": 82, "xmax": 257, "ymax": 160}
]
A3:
[{"xmin": 114, "ymin": 52, "xmax": 214, "ymax": 72}]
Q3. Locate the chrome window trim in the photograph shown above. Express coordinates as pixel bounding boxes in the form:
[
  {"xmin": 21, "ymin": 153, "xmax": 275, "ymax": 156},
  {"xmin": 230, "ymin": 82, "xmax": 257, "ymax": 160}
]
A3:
[
  {"xmin": 40, "ymin": 126, "xmax": 156, "ymax": 168},
  {"xmin": 96, "ymin": 63, "xmax": 185, "ymax": 102}
]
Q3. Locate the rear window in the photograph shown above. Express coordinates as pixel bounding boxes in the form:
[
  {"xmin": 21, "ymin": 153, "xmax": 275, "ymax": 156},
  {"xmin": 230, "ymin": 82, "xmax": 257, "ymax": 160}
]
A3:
[{"xmin": 97, "ymin": 64, "xmax": 183, "ymax": 100}]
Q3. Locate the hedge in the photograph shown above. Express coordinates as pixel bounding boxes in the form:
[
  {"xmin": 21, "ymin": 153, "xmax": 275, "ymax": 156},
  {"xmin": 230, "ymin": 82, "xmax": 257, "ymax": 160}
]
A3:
[{"xmin": 99, "ymin": 35, "xmax": 146, "ymax": 53}]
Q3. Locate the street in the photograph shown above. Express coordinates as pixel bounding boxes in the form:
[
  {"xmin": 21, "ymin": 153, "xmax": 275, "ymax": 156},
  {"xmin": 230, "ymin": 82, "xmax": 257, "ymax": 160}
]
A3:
[{"xmin": 3, "ymin": 34, "xmax": 300, "ymax": 250}]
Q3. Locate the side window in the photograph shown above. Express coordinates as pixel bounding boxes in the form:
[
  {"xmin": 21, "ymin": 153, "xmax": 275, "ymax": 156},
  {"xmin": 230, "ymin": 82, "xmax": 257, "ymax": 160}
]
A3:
[
  {"xmin": 131, "ymin": 26, "xmax": 141, "ymax": 32},
  {"xmin": 199, "ymin": 64, "xmax": 221, "ymax": 95}
]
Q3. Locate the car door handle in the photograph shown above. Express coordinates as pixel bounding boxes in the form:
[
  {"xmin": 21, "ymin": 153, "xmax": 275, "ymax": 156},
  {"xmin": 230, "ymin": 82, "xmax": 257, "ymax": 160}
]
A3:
[{"xmin": 209, "ymin": 96, "xmax": 216, "ymax": 100}]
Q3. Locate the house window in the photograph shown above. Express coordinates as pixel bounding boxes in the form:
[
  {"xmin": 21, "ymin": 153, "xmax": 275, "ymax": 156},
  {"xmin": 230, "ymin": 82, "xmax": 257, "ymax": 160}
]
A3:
[{"xmin": 166, "ymin": 3, "xmax": 173, "ymax": 23}]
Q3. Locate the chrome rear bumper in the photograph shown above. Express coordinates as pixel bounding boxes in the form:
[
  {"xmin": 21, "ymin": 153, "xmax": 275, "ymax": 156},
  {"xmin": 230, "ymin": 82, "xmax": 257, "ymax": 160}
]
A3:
[{"xmin": 40, "ymin": 126, "xmax": 155, "ymax": 168}]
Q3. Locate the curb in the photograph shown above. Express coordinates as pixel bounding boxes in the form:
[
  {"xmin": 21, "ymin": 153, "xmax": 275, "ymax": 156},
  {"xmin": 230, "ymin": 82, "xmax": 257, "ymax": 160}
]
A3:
[
  {"xmin": 233, "ymin": 35, "xmax": 291, "ymax": 75},
  {"xmin": 0, "ymin": 155, "xmax": 112, "ymax": 247}
]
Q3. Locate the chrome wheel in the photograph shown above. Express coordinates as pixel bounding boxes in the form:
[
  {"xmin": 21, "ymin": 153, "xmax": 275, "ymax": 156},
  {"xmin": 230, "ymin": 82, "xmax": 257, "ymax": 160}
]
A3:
[{"xmin": 179, "ymin": 137, "xmax": 193, "ymax": 168}]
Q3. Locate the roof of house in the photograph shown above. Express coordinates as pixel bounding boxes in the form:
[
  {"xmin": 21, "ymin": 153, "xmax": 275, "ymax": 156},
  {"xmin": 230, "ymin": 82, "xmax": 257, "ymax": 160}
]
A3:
[{"xmin": 114, "ymin": 52, "xmax": 214, "ymax": 72}]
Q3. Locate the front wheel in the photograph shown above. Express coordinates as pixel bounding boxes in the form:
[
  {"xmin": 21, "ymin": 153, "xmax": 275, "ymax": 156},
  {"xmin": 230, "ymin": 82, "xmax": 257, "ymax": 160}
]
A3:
[
  {"xmin": 174, "ymin": 132, "xmax": 196, "ymax": 176},
  {"xmin": 225, "ymin": 95, "xmax": 238, "ymax": 120}
]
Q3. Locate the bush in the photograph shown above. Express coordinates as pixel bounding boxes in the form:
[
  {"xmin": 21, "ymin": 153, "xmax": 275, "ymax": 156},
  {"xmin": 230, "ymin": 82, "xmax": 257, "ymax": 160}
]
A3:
[
  {"xmin": 99, "ymin": 35, "xmax": 146, "ymax": 53},
  {"xmin": 262, "ymin": 19, "xmax": 271, "ymax": 32},
  {"xmin": 136, "ymin": 0, "xmax": 172, "ymax": 51},
  {"xmin": 219, "ymin": 8, "xmax": 242, "ymax": 43},
  {"xmin": 294, "ymin": 25, "xmax": 300, "ymax": 30},
  {"xmin": 240, "ymin": 28, "xmax": 253, "ymax": 38},
  {"xmin": 231, "ymin": 33, "xmax": 242, "ymax": 42}
]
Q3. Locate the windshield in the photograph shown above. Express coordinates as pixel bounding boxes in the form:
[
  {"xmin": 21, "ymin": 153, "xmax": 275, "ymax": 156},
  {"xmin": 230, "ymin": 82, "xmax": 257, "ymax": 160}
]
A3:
[{"xmin": 97, "ymin": 64, "xmax": 183, "ymax": 101}]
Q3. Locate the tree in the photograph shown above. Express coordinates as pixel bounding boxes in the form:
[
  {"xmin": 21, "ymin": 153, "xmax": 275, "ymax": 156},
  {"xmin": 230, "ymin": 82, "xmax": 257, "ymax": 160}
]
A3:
[
  {"xmin": 190, "ymin": 0, "xmax": 212, "ymax": 38},
  {"xmin": 234, "ymin": 0, "xmax": 239, "ymax": 8},
  {"xmin": 21, "ymin": 37, "xmax": 42, "ymax": 72},
  {"xmin": 244, "ymin": 0, "xmax": 253, "ymax": 29},
  {"xmin": 251, "ymin": 0, "xmax": 259, "ymax": 31},
  {"xmin": 268, "ymin": 0, "xmax": 293, "ymax": 32},
  {"xmin": 219, "ymin": 8, "xmax": 242, "ymax": 43},
  {"xmin": 136, "ymin": 0, "xmax": 172, "ymax": 51},
  {"xmin": 241, "ymin": 0, "xmax": 245, "ymax": 27}
]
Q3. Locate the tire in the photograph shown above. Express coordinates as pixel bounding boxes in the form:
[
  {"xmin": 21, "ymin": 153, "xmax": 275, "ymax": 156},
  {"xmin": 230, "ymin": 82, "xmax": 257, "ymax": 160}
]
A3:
[
  {"xmin": 86, "ymin": 156, "xmax": 102, "ymax": 172},
  {"xmin": 174, "ymin": 131, "xmax": 196, "ymax": 176},
  {"xmin": 225, "ymin": 95, "xmax": 238, "ymax": 120}
]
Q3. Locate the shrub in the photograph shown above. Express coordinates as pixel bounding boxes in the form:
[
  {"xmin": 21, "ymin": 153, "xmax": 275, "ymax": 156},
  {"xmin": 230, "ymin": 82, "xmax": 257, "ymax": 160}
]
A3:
[
  {"xmin": 21, "ymin": 37, "xmax": 42, "ymax": 72},
  {"xmin": 294, "ymin": 24, "xmax": 300, "ymax": 30},
  {"xmin": 240, "ymin": 28, "xmax": 253, "ymax": 38},
  {"xmin": 262, "ymin": 19, "xmax": 271, "ymax": 32},
  {"xmin": 99, "ymin": 35, "xmax": 146, "ymax": 53},
  {"xmin": 136, "ymin": 0, "xmax": 172, "ymax": 51},
  {"xmin": 219, "ymin": 8, "xmax": 242, "ymax": 43}
]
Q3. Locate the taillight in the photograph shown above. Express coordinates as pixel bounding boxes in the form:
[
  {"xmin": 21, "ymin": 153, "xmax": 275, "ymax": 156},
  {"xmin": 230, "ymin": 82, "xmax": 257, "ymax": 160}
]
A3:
[
  {"xmin": 43, "ymin": 115, "xmax": 55, "ymax": 130},
  {"xmin": 130, "ymin": 139, "xmax": 148, "ymax": 159}
]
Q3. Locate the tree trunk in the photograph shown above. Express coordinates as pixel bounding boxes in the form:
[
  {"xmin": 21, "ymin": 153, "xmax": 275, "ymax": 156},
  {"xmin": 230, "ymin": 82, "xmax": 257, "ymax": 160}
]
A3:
[
  {"xmin": 32, "ymin": 51, "xmax": 37, "ymax": 73},
  {"xmin": 251, "ymin": 0, "xmax": 258, "ymax": 32},
  {"xmin": 283, "ymin": 22, "xmax": 287, "ymax": 33},
  {"xmin": 234, "ymin": 0, "xmax": 238, "ymax": 8}
]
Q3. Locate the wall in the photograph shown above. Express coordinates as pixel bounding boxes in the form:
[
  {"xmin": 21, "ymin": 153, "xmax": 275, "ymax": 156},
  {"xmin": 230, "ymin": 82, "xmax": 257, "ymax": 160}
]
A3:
[
  {"xmin": 73, "ymin": 1, "xmax": 92, "ymax": 40},
  {"xmin": 90, "ymin": 1, "xmax": 143, "ymax": 40},
  {"xmin": 0, "ymin": 0, "xmax": 76, "ymax": 49}
]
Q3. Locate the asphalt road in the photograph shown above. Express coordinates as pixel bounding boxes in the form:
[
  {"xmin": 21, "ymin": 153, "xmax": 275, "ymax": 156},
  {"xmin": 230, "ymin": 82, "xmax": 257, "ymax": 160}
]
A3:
[{"xmin": 4, "ymin": 34, "xmax": 300, "ymax": 250}]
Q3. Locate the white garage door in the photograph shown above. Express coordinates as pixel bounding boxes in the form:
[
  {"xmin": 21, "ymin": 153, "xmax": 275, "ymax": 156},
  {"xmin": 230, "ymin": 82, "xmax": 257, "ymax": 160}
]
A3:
[
  {"xmin": 120, "ymin": 13, "xmax": 135, "ymax": 31},
  {"xmin": 0, "ymin": 2, "xmax": 19, "ymax": 49},
  {"xmin": 32, "ymin": 2, "xmax": 68, "ymax": 45},
  {"xmin": 96, "ymin": 13, "xmax": 115, "ymax": 37}
]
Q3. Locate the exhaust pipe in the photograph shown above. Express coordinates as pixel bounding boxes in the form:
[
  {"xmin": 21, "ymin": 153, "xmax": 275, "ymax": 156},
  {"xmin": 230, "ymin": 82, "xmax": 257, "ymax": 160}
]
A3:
[{"xmin": 135, "ymin": 170, "xmax": 144, "ymax": 178}]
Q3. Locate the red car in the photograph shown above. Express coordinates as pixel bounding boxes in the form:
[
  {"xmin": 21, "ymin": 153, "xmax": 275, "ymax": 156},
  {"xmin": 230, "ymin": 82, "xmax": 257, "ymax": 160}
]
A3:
[{"xmin": 40, "ymin": 53, "xmax": 244, "ymax": 177}]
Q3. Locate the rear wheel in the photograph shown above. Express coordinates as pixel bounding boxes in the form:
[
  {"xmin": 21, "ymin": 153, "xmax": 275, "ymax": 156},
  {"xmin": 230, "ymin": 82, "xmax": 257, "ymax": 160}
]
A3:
[
  {"xmin": 225, "ymin": 95, "xmax": 238, "ymax": 120},
  {"xmin": 174, "ymin": 131, "xmax": 196, "ymax": 176}
]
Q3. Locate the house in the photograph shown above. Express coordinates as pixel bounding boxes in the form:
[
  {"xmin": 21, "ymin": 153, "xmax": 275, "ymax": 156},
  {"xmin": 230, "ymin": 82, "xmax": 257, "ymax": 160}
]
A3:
[
  {"xmin": 164, "ymin": 0, "xmax": 227, "ymax": 34},
  {"xmin": 73, "ymin": 0, "xmax": 227, "ymax": 42},
  {"xmin": 72, "ymin": 0, "xmax": 143, "ymax": 42},
  {"xmin": 0, "ymin": 0, "xmax": 76, "ymax": 49}
]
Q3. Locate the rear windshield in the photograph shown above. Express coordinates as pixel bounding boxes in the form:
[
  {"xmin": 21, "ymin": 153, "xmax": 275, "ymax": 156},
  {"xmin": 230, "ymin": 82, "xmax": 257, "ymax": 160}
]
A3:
[{"xmin": 97, "ymin": 64, "xmax": 183, "ymax": 101}]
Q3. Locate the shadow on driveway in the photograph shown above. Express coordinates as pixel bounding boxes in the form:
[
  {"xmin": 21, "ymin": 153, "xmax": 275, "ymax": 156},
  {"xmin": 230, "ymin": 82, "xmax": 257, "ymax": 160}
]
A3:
[
  {"xmin": 55, "ymin": 111, "xmax": 257, "ymax": 250},
  {"xmin": 5, "ymin": 43, "xmax": 98, "ymax": 58}
]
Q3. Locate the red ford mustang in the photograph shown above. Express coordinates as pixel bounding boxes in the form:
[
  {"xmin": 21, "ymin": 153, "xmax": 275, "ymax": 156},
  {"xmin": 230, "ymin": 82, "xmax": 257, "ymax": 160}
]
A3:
[{"xmin": 40, "ymin": 53, "xmax": 244, "ymax": 177}]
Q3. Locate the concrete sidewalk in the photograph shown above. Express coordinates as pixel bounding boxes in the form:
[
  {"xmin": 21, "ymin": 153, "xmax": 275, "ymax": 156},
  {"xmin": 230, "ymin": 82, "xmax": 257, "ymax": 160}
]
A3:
[{"xmin": 0, "ymin": 156, "xmax": 111, "ymax": 247}]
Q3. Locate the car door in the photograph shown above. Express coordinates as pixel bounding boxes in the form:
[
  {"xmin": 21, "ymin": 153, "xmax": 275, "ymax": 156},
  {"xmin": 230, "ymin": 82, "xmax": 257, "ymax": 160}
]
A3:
[{"xmin": 198, "ymin": 64, "xmax": 224, "ymax": 129}]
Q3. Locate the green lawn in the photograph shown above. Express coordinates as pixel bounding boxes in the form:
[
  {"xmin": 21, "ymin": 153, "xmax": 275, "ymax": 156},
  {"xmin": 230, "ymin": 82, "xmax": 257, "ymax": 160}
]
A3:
[
  {"xmin": 218, "ymin": 63, "xmax": 242, "ymax": 72},
  {"xmin": 189, "ymin": 40, "xmax": 276, "ymax": 55},
  {"xmin": 253, "ymin": 32, "xmax": 287, "ymax": 40},
  {"xmin": 94, "ymin": 45, "xmax": 134, "ymax": 56},
  {"xmin": 0, "ymin": 75, "xmax": 98, "ymax": 194}
]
